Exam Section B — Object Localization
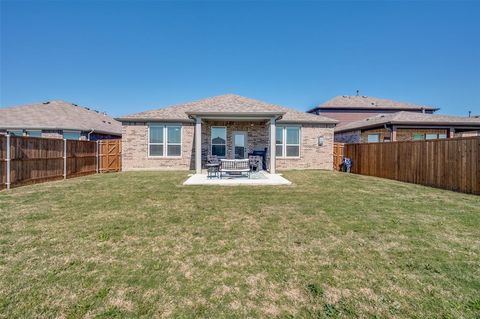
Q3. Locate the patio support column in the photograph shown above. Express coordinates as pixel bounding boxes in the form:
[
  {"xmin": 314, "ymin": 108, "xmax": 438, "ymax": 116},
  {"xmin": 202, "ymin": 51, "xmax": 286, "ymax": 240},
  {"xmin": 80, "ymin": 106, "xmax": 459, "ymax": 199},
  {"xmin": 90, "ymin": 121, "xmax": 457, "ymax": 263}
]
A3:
[
  {"xmin": 195, "ymin": 117, "xmax": 202, "ymax": 174},
  {"xmin": 269, "ymin": 117, "xmax": 276, "ymax": 174}
]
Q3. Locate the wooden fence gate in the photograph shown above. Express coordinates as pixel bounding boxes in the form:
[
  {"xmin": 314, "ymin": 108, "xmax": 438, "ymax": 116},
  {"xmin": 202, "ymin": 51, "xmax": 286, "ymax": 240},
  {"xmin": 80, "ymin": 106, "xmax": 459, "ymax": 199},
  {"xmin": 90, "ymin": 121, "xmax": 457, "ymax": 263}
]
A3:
[
  {"xmin": 333, "ymin": 143, "xmax": 344, "ymax": 171},
  {"xmin": 99, "ymin": 139, "xmax": 122, "ymax": 172}
]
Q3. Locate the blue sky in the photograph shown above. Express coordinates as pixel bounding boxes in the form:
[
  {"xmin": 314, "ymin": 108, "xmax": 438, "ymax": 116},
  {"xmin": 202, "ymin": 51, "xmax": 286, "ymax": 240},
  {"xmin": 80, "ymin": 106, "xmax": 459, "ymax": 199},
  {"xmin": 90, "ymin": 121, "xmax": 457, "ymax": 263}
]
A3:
[{"xmin": 1, "ymin": 1, "xmax": 479, "ymax": 117}]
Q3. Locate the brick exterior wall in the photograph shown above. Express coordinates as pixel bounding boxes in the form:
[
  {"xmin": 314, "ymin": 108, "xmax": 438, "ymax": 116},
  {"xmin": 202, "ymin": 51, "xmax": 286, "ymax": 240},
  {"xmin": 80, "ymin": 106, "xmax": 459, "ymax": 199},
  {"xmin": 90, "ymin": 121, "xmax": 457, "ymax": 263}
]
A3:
[
  {"xmin": 276, "ymin": 124, "xmax": 334, "ymax": 170},
  {"xmin": 395, "ymin": 128, "xmax": 447, "ymax": 141},
  {"xmin": 121, "ymin": 121, "xmax": 335, "ymax": 171},
  {"xmin": 335, "ymin": 127, "xmax": 450, "ymax": 143},
  {"xmin": 122, "ymin": 123, "xmax": 195, "ymax": 171},
  {"xmin": 360, "ymin": 128, "xmax": 391, "ymax": 143}
]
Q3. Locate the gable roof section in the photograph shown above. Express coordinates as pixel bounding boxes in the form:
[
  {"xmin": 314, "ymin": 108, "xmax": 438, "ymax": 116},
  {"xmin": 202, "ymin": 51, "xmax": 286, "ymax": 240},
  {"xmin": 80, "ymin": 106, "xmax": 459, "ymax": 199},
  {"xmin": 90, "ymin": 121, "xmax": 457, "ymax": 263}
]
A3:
[
  {"xmin": 0, "ymin": 100, "xmax": 122, "ymax": 135},
  {"xmin": 117, "ymin": 94, "xmax": 337, "ymax": 124},
  {"xmin": 335, "ymin": 111, "xmax": 480, "ymax": 133},
  {"xmin": 309, "ymin": 95, "xmax": 438, "ymax": 112}
]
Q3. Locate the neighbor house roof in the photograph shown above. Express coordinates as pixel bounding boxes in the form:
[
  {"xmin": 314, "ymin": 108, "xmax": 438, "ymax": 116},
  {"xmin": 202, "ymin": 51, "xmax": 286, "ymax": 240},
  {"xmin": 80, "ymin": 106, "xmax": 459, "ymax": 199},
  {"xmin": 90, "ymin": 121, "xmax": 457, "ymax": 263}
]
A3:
[
  {"xmin": 308, "ymin": 95, "xmax": 439, "ymax": 112},
  {"xmin": 117, "ymin": 94, "xmax": 338, "ymax": 124},
  {"xmin": 0, "ymin": 100, "xmax": 122, "ymax": 135},
  {"xmin": 335, "ymin": 111, "xmax": 480, "ymax": 133}
]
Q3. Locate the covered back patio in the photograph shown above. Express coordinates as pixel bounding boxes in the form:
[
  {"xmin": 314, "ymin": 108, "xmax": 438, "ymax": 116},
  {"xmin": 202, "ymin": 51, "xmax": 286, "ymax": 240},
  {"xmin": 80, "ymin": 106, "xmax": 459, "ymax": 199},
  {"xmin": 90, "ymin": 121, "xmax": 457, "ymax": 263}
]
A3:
[{"xmin": 189, "ymin": 111, "xmax": 285, "ymax": 174}]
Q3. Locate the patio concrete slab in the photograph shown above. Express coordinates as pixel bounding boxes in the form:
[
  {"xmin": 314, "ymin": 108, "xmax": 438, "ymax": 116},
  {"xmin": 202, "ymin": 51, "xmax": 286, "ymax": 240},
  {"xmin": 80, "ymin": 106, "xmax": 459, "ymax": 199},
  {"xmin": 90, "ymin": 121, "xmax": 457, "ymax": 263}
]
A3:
[{"xmin": 183, "ymin": 171, "xmax": 291, "ymax": 186}]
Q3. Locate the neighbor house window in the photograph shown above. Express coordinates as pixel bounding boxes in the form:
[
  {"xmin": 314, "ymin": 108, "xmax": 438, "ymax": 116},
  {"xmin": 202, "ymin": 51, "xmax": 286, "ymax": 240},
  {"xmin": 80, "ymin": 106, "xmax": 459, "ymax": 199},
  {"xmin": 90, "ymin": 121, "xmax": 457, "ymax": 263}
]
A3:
[
  {"xmin": 27, "ymin": 130, "xmax": 42, "ymax": 137},
  {"xmin": 426, "ymin": 134, "xmax": 439, "ymax": 140},
  {"xmin": 367, "ymin": 134, "xmax": 380, "ymax": 143},
  {"xmin": 276, "ymin": 126, "xmax": 300, "ymax": 158},
  {"xmin": 211, "ymin": 127, "xmax": 226, "ymax": 157},
  {"xmin": 7, "ymin": 130, "xmax": 24, "ymax": 136},
  {"xmin": 149, "ymin": 124, "xmax": 182, "ymax": 157},
  {"xmin": 412, "ymin": 133, "xmax": 425, "ymax": 141},
  {"xmin": 63, "ymin": 131, "xmax": 81, "ymax": 140},
  {"xmin": 438, "ymin": 133, "xmax": 447, "ymax": 139}
]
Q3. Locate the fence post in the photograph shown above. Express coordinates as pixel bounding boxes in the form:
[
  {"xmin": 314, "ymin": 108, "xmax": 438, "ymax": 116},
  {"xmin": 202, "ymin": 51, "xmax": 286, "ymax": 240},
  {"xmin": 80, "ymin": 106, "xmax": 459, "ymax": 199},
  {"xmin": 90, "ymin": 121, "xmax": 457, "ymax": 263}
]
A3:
[
  {"xmin": 96, "ymin": 140, "xmax": 99, "ymax": 173},
  {"xmin": 6, "ymin": 134, "xmax": 11, "ymax": 190},
  {"xmin": 63, "ymin": 139, "xmax": 67, "ymax": 179}
]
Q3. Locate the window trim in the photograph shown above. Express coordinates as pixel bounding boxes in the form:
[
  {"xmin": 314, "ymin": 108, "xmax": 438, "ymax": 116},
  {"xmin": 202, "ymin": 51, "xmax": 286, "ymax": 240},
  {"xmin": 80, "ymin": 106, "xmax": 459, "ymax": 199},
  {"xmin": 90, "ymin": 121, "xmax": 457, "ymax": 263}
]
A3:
[
  {"xmin": 276, "ymin": 125, "xmax": 301, "ymax": 159},
  {"xmin": 147, "ymin": 124, "xmax": 182, "ymax": 158},
  {"xmin": 211, "ymin": 126, "xmax": 227, "ymax": 158}
]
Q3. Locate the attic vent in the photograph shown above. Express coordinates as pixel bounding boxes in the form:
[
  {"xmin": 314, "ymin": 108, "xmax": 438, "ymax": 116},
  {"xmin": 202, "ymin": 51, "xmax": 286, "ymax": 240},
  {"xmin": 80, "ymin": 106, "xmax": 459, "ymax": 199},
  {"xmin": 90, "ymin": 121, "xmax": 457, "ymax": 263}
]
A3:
[{"xmin": 43, "ymin": 101, "xmax": 50, "ymax": 104}]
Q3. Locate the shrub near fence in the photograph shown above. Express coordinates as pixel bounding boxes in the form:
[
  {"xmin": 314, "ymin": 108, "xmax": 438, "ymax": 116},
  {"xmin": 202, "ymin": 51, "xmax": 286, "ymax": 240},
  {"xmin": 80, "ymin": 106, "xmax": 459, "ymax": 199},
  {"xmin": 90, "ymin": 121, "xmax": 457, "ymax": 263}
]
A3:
[
  {"xmin": 343, "ymin": 136, "xmax": 480, "ymax": 195},
  {"xmin": 0, "ymin": 136, "xmax": 121, "ymax": 190}
]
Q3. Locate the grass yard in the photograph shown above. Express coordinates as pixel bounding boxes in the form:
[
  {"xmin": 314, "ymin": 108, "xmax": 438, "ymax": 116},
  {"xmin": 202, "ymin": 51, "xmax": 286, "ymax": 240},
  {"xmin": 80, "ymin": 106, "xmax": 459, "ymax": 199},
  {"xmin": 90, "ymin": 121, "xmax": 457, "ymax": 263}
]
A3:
[{"xmin": 0, "ymin": 171, "xmax": 479, "ymax": 318}]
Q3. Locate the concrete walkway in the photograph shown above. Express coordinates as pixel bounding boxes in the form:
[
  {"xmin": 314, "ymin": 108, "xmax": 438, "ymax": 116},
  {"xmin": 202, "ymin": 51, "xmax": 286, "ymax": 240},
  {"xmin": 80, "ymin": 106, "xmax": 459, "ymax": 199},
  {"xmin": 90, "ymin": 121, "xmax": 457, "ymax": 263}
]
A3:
[{"xmin": 183, "ymin": 171, "xmax": 292, "ymax": 186}]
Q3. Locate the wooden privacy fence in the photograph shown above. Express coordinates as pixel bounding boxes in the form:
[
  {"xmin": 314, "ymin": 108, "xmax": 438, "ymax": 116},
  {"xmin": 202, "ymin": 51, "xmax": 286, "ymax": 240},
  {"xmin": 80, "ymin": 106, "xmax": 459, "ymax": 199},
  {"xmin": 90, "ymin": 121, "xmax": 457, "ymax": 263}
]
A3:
[
  {"xmin": 0, "ymin": 136, "xmax": 121, "ymax": 190},
  {"xmin": 343, "ymin": 136, "xmax": 480, "ymax": 195}
]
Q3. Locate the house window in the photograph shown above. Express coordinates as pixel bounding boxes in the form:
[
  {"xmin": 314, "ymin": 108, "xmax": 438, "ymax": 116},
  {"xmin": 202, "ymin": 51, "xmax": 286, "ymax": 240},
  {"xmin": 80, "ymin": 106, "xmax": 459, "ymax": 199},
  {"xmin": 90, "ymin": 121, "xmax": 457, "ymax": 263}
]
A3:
[
  {"xmin": 27, "ymin": 130, "xmax": 42, "ymax": 137},
  {"xmin": 412, "ymin": 133, "xmax": 425, "ymax": 141},
  {"xmin": 211, "ymin": 127, "xmax": 226, "ymax": 157},
  {"xmin": 275, "ymin": 127, "xmax": 283, "ymax": 157},
  {"xmin": 367, "ymin": 134, "xmax": 380, "ymax": 143},
  {"xmin": 63, "ymin": 131, "xmax": 81, "ymax": 140},
  {"xmin": 148, "ymin": 125, "xmax": 182, "ymax": 157},
  {"xmin": 276, "ymin": 126, "xmax": 300, "ymax": 158}
]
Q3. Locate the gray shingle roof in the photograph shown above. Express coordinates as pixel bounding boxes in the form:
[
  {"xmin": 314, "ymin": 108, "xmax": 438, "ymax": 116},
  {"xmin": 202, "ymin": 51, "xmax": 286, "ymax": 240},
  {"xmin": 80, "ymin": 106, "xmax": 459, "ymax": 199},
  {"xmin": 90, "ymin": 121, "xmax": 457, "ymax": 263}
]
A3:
[
  {"xmin": 310, "ymin": 95, "xmax": 438, "ymax": 112},
  {"xmin": 117, "ymin": 94, "xmax": 337, "ymax": 124},
  {"xmin": 335, "ymin": 111, "xmax": 480, "ymax": 133},
  {"xmin": 0, "ymin": 100, "xmax": 122, "ymax": 135}
]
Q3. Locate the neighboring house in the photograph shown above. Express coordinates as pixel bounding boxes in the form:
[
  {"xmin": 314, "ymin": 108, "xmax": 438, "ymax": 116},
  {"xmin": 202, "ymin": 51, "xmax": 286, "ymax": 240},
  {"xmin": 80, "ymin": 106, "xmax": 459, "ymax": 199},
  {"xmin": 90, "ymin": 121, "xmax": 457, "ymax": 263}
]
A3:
[
  {"xmin": 117, "ymin": 94, "xmax": 337, "ymax": 173},
  {"xmin": 334, "ymin": 111, "xmax": 480, "ymax": 144},
  {"xmin": 0, "ymin": 100, "xmax": 122, "ymax": 140},
  {"xmin": 307, "ymin": 95, "xmax": 438, "ymax": 125}
]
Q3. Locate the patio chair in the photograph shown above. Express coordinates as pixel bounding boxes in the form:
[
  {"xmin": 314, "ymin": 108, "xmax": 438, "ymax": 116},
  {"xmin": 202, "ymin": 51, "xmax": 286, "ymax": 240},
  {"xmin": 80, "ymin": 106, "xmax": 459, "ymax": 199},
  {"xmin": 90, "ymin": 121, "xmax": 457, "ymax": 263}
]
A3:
[{"xmin": 206, "ymin": 155, "xmax": 220, "ymax": 178}]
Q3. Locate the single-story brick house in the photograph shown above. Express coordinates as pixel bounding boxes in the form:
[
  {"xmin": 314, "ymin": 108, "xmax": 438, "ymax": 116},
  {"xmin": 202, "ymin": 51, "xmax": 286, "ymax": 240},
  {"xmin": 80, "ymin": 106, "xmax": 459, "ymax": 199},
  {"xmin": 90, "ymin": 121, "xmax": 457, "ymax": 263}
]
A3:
[
  {"xmin": 117, "ymin": 94, "xmax": 337, "ymax": 173},
  {"xmin": 0, "ymin": 100, "xmax": 121, "ymax": 140},
  {"xmin": 334, "ymin": 111, "xmax": 480, "ymax": 143}
]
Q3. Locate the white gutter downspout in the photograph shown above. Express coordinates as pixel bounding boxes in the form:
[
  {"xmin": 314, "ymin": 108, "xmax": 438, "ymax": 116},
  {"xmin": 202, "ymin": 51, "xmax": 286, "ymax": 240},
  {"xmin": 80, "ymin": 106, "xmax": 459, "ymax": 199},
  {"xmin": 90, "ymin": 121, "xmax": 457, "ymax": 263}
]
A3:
[{"xmin": 87, "ymin": 128, "xmax": 94, "ymax": 141}]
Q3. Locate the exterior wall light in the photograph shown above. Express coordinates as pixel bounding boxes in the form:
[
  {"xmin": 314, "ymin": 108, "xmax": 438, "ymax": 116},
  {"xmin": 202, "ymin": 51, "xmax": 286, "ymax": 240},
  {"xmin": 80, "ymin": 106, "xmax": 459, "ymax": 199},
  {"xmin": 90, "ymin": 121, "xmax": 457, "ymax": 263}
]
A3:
[{"xmin": 318, "ymin": 136, "xmax": 324, "ymax": 146}]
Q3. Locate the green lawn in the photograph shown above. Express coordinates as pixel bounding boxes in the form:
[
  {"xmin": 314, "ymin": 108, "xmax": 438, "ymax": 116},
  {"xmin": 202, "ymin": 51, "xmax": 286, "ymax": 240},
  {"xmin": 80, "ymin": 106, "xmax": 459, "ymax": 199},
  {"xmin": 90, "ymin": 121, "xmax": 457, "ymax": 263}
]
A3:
[{"xmin": 0, "ymin": 171, "xmax": 479, "ymax": 318}]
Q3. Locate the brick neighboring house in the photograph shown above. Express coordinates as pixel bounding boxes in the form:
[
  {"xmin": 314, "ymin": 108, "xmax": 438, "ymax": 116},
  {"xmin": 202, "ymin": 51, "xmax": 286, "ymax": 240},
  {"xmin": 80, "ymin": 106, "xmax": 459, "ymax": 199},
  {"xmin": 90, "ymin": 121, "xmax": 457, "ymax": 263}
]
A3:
[
  {"xmin": 307, "ymin": 95, "xmax": 438, "ymax": 125},
  {"xmin": 117, "ymin": 94, "xmax": 337, "ymax": 173},
  {"xmin": 334, "ymin": 111, "xmax": 480, "ymax": 144},
  {"xmin": 0, "ymin": 100, "xmax": 122, "ymax": 140}
]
